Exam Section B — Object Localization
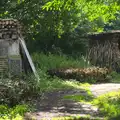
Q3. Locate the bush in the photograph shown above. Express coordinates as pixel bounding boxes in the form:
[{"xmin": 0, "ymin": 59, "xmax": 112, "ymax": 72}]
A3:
[
  {"xmin": 110, "ymin": 71, "xmax": 120, "ymax": 83},
  {"xmin": 0, "ymin": 76, "xmax": 39, "ymax": 106},
  {"xmin": 0, "ymin": 104, "xmax": 29, "ymax": 120},
  {"xmin": 93, "ymin": 91, "xmax": 120, "ymax": 119}
]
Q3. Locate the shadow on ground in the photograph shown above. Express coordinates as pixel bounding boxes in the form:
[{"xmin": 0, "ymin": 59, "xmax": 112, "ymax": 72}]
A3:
[{"xmin": 27, "ymin": 89, "xmax": 100, "ymax": 120}]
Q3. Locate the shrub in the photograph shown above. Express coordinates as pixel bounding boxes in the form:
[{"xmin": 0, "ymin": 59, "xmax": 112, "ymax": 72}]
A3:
[
  {"xmin": 0, "ymin": 104, "xmax": 29, "ymax": 120},
  {"xmin": 93, "ymin": 91, "xmax": 120, "ymax": 119},
  {"xmin": 0, "ymin": 76, "xmax": 39, "ymax": 106}
]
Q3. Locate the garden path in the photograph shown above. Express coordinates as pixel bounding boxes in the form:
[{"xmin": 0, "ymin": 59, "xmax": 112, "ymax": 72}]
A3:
[{"xmin": 25, "ymin": 83, "xmax": 120, "ymax": 120}]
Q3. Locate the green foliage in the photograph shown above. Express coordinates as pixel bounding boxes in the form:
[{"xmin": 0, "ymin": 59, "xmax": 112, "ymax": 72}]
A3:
[
  {"xmin": 0, "ymin": 104, "xmax": 29, "ymax": 120},
  {"xmin": 1, "ymin": 0, "xmax": 119, "ymax": 56},
  {"xmin": 51, "ymin": 115, "xmax": 92, "ymax": 120},
  {"xmin": 93, "ymin": 91, "xmax": 120, "ymax": 119},
  {"xmin": 33, "ymin": 69, "xmax": 90, "ymax": 93},
  {"xmin": 110, "ymin": 71, "xmax": 120, "ymax": 83},
  {"xmin": 64, "ymin": 92, "xmax": 93, "ymax": 103},
  {"xmin": 43, "ymin": 0, "xmax": 120, "ymax": 33},
  {"xmin": 0, "ymin": 0, "xmax": 120, "ymax": 60},
  {"xmin": 63, "ymin": 89, "xmax": 120, "ymax": 120},
  {"xmin": 63, "ymin": 83, "xmax": 93, "ymax": 103},
  {"xmin": 32, "ymin": 53, "xmax": 90, "ymax": 71},
  {"xmin": 0, "ymin": 77, "xmax": 39, "ymax": 106},
  {"xmin": 63, "ymin": 81, "xmax": 120, "ymax": 119}
]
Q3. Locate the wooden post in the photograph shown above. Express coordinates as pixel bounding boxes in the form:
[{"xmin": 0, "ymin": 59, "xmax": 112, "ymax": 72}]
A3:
[{"xmin": 19, "ymin": 37, "xmax": 40, "ymax": 80}]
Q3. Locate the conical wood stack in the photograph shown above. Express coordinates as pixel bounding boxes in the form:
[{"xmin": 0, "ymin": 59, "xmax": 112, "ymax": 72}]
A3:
[{"xmin": 88, "ymin": 31, "xmax": 120, "ymax": 72}]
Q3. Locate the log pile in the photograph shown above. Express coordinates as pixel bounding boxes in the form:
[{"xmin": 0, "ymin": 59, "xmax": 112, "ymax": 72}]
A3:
[
  {"xmin": 0, "ymin": 19, "xmax": 22, "ymax": 41},
  {"xmin": 88, "ymin": 31, "xmax": 120, "ymax": 72},
  {"xmin": 47, "ymin": 67, "xmax": 112, "ymax": 82}
]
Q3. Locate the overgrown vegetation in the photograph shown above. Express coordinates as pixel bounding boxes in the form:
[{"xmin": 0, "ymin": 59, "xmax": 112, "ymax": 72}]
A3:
[
  {"xmin": 1, "ymin": 52, "xmax": 120, "ymax": 119},
  {"xmin": 0, "ymin": 104, "xmax": 29, "ymax": 120},
  {"xmin": 0, "ymin": 53, "xmax": 91, "ymax": 107},
  {"xmin": 63, "ymin": 87, "xmax": 93, "ymax": 103},
  {"xmin": 93, "ymin": 91, "xmax": 120, "ymax": 120},
  {"xmin": 51, "ymin": 115, "xmax": 100, "ymax": 120},
  {"xmin": 32, "ymin": 53, "xmax": 90, "ymax": 71},
  {"xmin": 1, "ymin": 0, "xmax": 120, "ymax": 55},
  {"xmin": 1, "ymin": 0, "xmax": 120, "ymax": 119},
  {"xmin": 0, "ymin": 77, "xmax": 39, "ymax": 106},
  {"xmin": 64, "ymin": 88, "xmax": 120, "ymax": 120}
]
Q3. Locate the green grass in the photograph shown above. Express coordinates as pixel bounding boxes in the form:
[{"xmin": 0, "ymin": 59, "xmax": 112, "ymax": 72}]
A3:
[
  {"xmin": 32, "ymin": 52, "xmax": 90, "ymax": 71},
  {"xmin": 30, "ymin": 52, "xmax": 91, "ymax": 93},
  {"xmin": 92, "ymin": 91, "xmax": 120, "ymax": 120},
  {"xmin": 51, "ymin": 115, "xmax": 91, "ymax": 120},
  {"xmin": 63, "ymin": 94, "xmax": 93, "ymax": 103},
  {"xmin": 34, "ymin": 70, "xmax": 91, "ymax": 93},
  {"xmin": 2, "ymin": 52, "xmax": 120, "ymax": 120},
  {"xmin": 0, "ymin": 104, "xmax": 30, "ymax": 120},
  {"xmin": 110, "ymin": 71, "xmax": 120, "ymax": 83},
  {"xmin": 63, "ymin": 88, "xmax": 120, "ymax": 120},
  {"xmin": 63, "ymin": 83, "xmax": 93, "ymax": 103},
  {"xmin": 51, "ymin": 115, "xmax": 102, "ymax": 120}
]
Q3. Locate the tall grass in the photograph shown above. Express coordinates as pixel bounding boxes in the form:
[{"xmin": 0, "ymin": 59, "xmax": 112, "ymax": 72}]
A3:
[
  {"xmin": 30, "ymin": 52, "xmax": 91, "ymax": 93},
  {"xmin": 32, "ymin": 52, "xmax": 90, "ymax": 71}
]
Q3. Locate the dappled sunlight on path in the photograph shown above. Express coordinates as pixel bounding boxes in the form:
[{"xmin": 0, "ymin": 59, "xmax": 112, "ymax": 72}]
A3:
[
  {"xmin": 90, "ymin": 83, "xmax": 120, "ymax": 97},
  {"xmin": 25, "ymin": 89, "xmax": 99, "ymax": 120}
]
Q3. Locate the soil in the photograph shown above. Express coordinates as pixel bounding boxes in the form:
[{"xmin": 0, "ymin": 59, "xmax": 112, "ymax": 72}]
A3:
[{"xmin": 25, "ymin": 83, "xmax": 120, "ymax": 120}]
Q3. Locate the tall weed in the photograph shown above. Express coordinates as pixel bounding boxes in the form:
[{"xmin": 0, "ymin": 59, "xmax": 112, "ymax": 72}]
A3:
[{"xmin": 32, "ymin": 52, "xmax": 90, "ymax": 71}]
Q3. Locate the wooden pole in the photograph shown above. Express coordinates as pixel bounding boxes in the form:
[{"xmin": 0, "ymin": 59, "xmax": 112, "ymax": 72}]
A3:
[{"xmin": 19, "ymin": 37, "xmax": 40, "ymax": 81}]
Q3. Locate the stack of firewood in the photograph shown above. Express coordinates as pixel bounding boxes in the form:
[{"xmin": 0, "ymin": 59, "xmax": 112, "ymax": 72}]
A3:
[
  {"xmin": 0, "ymin": 19, "xmax": 22, "ymax": 41},
  {"xmin": 47, "ymin": 67, "xmax": 112, "ymax": 82}
]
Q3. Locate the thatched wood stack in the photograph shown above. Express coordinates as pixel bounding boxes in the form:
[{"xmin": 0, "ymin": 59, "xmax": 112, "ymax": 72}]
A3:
[{"xmin": 88, "ymin": 30, "xmax": 120, "ymax": 72}]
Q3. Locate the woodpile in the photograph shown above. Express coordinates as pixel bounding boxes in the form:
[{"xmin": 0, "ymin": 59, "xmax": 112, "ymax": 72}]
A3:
[
  {"xmin": 47, "ymin": 67, "xmax": 112, "ymax": 82},
  {"xmin": 88, "ymin": 31, "xmax": 120, "ymax": 72},
  {"xmin": 0, "ymin": 19, "xmax": 22, "ymax": 41},
  {"xmin": 0, "ymin": 19, "xmax": 38, "ymax": 78}
]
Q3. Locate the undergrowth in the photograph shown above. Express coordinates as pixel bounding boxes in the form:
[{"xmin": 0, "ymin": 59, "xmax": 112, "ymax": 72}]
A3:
[
  {"xmin": 93, "ymin": 91, "xmax": 120, "ymax": 120},
  {"xmin": 51, "ymin": 115, "xmax": 95, "ymax": 120},
  {"xmin": 64, "ymin": 89, "xmax": 120, "ymax": 120},
  {"xmin": 0, "ymin": 104, "xmax": 30, "ymax": 120},
  {"xmin": 1, "ymin": 53, "xmax": 120, "ymax": 120},
  {"xmin": 63, "ymin": 83, "xmax": 93, "ymax": 103},
  {"xmin": 33, "ymin": 70, "xmax": 91, "ymax": 93},
  {"xmin": 32, "ymin": 53, "xmax": 90, "ymax": 71}
]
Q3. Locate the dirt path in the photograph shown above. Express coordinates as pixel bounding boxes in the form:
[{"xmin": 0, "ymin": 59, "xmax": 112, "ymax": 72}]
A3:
[
  {"xmin": 25, "ymin": 83, "xmax": 120, "ymax": 120},
  {"xmin": 25, "ymin": 89, "xmax": 99, "ymax": 120},
  {"xmin": 90, "ymin": 83, "xmax": 120, "ymax": 97}
]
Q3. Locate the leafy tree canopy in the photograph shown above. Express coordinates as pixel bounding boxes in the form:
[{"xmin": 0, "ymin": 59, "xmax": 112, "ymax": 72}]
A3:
[{"xmin": 0, "ymin": 0, "xmax": 120, "ymax": 37}]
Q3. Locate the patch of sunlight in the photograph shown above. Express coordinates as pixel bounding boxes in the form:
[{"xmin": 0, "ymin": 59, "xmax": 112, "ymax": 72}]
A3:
[
  {"xmin": 0, "ymin": 114, "xmax": 23, "ymax": 120},
  {"xmin": 92, "ymin": 90, "xmax": 120, "ymax": 119},
  {"xmin": 63, "ymin": 90, "xmax": 120, "ymax": 119},
  {"xmin": 50, "ymin": 115, "xmax": 91, "ymax": 120},
  {"xmin": 64, "ymin": 80, "xmax": 91, "ymax": 90},
  {"xmin": 63, "ymin": 82, "xmax": 93, "ymax": 103},
  {"xmin": 92, "ymin": 90, "xmax": 120, "ymax": 105},
  {"xmin": 63, "ymin": 93, "xmax": 94, "ymax": 103}
]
